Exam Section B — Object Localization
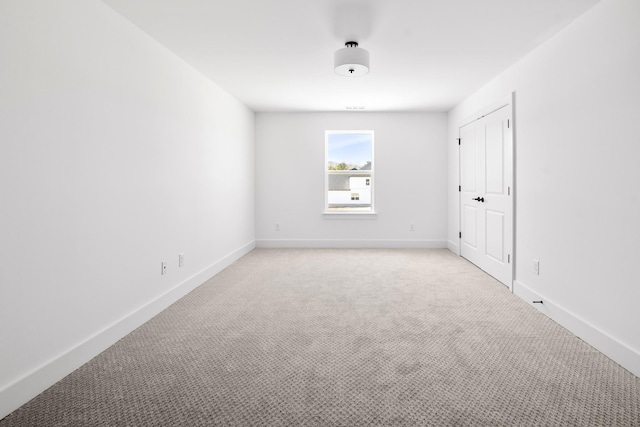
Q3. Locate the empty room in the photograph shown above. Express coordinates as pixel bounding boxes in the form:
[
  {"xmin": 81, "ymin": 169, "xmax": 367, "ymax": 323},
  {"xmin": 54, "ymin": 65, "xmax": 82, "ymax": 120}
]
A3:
[{"xmin": 1, "ymin": 0, "xmax": 639, "ymax": 425}]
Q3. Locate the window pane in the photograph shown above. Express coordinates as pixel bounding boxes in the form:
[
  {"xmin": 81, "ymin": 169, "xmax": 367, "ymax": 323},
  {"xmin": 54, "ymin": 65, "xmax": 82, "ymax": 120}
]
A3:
[
  {"xmin": 326, "ymin": 132, "xmax": 373, "ymax": 212},
  {"xmin": 327, "ymin": 133, "xmax": 372, "ymax": 171}
]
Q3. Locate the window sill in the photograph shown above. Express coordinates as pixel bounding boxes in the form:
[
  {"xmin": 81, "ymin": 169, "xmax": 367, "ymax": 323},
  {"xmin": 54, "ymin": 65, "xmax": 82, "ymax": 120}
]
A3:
[{"xmin": 322, "ymin": 212, "xmax": 378, "ymax": 220}]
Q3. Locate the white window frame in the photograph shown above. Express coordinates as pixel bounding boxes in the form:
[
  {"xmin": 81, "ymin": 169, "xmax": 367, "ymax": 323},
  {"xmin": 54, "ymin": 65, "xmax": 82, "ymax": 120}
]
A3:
[{"xmin": 323, "ymin": 130, "xmax": 376, "ymax": 217}]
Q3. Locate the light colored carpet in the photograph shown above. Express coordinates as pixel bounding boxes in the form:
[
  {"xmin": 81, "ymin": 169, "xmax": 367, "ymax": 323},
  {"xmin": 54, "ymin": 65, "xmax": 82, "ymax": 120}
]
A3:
[{"xmin": 2, "ymin": 248, "xmax": 639, "ymax": 426}]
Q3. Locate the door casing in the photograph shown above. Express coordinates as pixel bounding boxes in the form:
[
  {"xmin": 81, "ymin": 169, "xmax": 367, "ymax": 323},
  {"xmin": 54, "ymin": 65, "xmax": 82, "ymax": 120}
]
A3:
[{"xmin": 458, "ymin": 93, "xmax": 515, "ymax": 290}]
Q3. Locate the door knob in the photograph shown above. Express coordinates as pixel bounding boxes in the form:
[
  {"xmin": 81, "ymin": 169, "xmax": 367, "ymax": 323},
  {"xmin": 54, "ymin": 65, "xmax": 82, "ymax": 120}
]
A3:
[{"xmin": 473, "ymin": 197, "xmax": 485, "ymax": 202}]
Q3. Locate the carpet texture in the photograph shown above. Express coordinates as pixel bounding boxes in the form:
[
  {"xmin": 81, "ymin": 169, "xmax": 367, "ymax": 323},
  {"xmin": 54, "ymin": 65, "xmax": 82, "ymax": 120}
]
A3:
[{"xmin": 2, "ymin": 249, "xmax": 639, "ymax": 426}]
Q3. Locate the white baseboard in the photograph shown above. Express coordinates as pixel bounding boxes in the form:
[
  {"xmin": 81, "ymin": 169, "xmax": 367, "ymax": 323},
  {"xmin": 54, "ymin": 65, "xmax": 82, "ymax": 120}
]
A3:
[
  {"xmin": 513, "ymin": 280, "xmax": 640, "ymax": 378},
  {"xmin": 0, "ymin": 240, "xmax": 256, "ymax": 421},
  {"xmin": 447, "ymin": 239, "xmax": 459, "ymax": 254},
  {"xmin": 255, "ymin": 239, "xmax": 448, "ymax": 249}
]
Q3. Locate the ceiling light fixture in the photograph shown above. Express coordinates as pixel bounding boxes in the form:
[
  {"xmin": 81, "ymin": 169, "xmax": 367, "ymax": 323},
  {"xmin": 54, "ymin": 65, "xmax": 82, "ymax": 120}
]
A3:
[{"xmin": 334, "ymin": 41, "xmax": 369, "ymax": 76}]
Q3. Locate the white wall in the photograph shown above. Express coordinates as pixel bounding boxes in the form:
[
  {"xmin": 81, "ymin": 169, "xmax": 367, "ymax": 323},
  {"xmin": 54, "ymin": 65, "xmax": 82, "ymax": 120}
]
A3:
[
  {"xmin": 448, "ymin": 0, "xmax": 640, "ymax": 376},
  {"xmin": 256, "ymin": 112, "xmax": 448, "ymax": 247},
  {"xmin": 0, "ymin": 0, "xmax": 255, "ymax": 417}
]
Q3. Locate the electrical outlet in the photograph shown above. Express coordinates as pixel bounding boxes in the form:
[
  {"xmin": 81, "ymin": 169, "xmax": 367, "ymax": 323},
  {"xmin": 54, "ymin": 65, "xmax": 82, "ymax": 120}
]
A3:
[
  {"xmin": 179, "ymin": 253, "xmax": 184, "ymax": 268},
  {"xmin": 533, "ymin": 259, "xmax": 540, "ymax": 275},
  {"xmin": 275, "ymin": 223, "xmax": 280, "ymax": 231},
  {"xmin": 410, "ymin": 224, "xmax": 415, "ymax": 232},
  {"xmin": 161, "ymin": 261, "xmax": 167, "ymax": 275}
]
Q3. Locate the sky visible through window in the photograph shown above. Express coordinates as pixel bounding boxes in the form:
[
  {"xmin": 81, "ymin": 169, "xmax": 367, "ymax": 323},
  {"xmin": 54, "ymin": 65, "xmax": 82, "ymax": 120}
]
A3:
[{"xmin": 327, "ymin": 133, "xmax": 372, "ymax": 168}]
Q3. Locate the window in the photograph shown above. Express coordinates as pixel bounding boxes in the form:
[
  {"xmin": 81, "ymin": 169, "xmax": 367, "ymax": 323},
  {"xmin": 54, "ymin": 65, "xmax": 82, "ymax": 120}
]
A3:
[{"xmin": 325, "ymin": 131, "xmax": 374, "ymax": 213}]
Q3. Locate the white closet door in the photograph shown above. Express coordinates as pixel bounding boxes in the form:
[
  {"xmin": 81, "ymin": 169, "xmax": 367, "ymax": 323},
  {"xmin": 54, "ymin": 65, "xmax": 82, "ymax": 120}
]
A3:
[{"xmin": 460, "ymin": 104, "xmax": 513, "ymax": 288}]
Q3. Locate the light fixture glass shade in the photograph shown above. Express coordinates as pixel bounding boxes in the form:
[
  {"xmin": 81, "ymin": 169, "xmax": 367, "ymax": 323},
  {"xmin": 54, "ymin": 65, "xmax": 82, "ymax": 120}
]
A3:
[{"xmin": 334, "ymin": 43, "xmax": 369, "ymax": 76}]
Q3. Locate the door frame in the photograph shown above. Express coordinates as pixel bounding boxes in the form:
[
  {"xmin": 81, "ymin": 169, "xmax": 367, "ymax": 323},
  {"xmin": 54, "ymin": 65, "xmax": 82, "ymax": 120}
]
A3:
[{"xmin": 458, "ymin": 92, "xmax": 515, "ymax": 291}]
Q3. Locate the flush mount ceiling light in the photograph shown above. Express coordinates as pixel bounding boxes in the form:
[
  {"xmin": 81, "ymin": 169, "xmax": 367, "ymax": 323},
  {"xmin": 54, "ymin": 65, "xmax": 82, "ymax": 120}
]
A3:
[{"xmin": 334, "ymin": 41, "xmax": 369, "ymax": 76}]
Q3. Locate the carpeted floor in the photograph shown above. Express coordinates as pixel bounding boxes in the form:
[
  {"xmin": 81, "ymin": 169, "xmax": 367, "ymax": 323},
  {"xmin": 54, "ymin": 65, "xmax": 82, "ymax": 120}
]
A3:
[{"xmin": 2, "ymin": 248, "xmax": 639, "ymax": 426}]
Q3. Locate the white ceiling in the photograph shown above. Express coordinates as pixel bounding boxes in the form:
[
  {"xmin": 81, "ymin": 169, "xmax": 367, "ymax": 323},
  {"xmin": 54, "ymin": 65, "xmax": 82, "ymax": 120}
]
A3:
[{"xmin": 101, "ymin": 0, "xmax": 600, "ymax": 112}]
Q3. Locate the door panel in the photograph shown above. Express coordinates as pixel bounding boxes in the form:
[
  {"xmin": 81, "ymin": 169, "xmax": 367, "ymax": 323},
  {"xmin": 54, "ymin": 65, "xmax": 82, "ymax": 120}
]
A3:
[
  {"xmin": 485, "ymin": 210, "xmax": 504, "ymax": 262},
  {"xmin": 485, "ymin": 119, "xmax": 504, "ymax": 195},
  {"xmin": 461, "ymin": 128, "xmax": 478, "ymax": 192},
  {"xmin": 463, "ymin": 206, "xmax": 478, "ymax": 248},
  {"xmin": 460, "ymin": 103, "xmax": 513, "ymax": 288},
  {"xmin": 460, "ymin": 122, "xmax": 484, "ymax": 266}
]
